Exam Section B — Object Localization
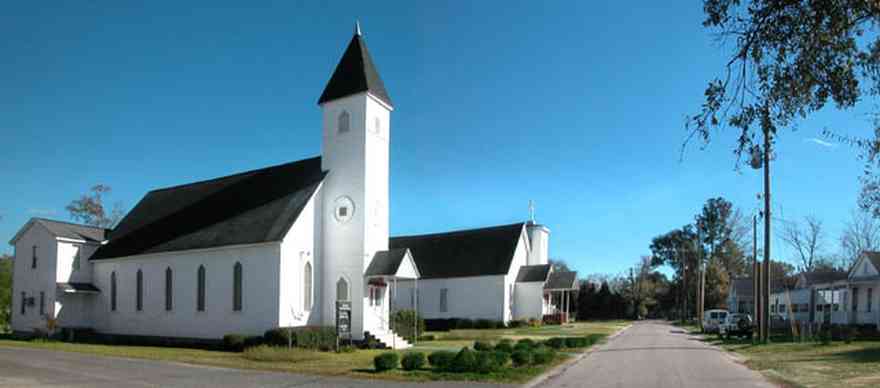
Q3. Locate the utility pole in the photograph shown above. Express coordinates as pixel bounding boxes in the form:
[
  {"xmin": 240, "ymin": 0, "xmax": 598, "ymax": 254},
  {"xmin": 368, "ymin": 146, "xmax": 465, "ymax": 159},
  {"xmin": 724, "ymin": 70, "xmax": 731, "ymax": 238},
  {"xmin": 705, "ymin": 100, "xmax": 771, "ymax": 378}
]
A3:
[
  {"xmin": 762, "ymin": 125, "xmax": 772, "ymax": 343},
  {"xmin": 697, "ymin": 228, "xmax": 705, "ymax": 331},
  {"xmin": 753, "ymin": 214, "xmax": 760, "ymax": 337},
  {"xmin": 682, "ymin": 260, "xmax": 688, "ymax": 324}
]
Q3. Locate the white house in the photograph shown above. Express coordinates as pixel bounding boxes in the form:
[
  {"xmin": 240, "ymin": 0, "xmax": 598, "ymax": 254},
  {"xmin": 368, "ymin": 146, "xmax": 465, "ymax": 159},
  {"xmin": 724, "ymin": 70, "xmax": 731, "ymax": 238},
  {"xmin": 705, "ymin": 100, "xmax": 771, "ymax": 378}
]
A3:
[{"xmin": 8, "ymin": 25, "xmax": 575, "ymax": 348}]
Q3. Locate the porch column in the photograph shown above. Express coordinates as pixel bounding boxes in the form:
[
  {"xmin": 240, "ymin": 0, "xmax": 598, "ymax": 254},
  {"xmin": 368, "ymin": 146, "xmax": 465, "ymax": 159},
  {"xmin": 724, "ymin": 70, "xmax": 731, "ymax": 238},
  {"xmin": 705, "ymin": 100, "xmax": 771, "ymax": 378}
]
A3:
[{"xmin": 414, "ymin": 277, "xmax": 419, "ymax": 344}]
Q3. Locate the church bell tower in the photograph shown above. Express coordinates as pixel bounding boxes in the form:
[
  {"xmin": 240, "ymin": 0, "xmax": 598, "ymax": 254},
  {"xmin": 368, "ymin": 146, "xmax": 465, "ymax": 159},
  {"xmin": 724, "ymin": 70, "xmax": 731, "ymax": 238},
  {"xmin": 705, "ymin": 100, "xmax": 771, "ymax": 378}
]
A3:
[{"xmin": 317, "ymin": 22, "xmax": 393, "ymax": 337}]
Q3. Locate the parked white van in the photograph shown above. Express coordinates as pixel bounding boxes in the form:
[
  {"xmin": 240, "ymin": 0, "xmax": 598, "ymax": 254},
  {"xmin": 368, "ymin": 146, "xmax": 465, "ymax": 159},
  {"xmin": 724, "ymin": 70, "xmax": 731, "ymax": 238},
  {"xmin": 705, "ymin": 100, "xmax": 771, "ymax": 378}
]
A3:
[{"xmin": 702, "ymin": 309, "xmax": 729, "ymax": 333}]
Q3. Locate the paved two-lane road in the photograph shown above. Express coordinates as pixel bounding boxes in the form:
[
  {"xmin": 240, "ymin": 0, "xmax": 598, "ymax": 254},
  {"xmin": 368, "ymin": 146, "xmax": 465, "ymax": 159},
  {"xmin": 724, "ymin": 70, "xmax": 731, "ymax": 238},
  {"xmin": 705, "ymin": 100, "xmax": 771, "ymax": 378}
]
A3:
[
  {"xmin": 537, "ymin": 321, "xmax": 773, "ymax": 388},
  {"xmin": 0, "ymin": 322, "xmax": 773, "ymax": 387}
]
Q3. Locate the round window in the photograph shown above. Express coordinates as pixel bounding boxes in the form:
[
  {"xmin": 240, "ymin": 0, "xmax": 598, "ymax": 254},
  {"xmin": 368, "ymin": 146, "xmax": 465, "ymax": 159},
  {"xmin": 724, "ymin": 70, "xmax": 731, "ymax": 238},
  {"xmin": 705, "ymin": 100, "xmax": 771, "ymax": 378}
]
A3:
[{"xmin": 333, "ymin": 196, "xmax": 355, "ymax": 223}]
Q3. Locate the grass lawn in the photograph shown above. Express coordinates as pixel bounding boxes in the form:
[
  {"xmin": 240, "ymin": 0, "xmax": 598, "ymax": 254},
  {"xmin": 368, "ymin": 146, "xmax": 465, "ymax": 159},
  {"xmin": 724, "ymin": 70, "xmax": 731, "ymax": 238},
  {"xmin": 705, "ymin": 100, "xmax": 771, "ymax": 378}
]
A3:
[
  {"xmin": 703, "ymin": 335, "xmax": 880, "ymax": 387},
  {"xmin": 0, "ymin": 321, "xmax": 628, "ymax": 384}
]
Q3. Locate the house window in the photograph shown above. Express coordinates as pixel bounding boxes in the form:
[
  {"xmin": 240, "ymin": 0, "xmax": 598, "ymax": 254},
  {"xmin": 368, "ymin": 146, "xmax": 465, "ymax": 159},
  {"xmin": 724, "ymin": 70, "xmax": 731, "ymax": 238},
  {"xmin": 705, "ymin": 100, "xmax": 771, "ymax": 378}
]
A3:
[
  {"xmin": 165, "ymin": 267, "xmax": 173, "ymax": 311},
  {"xmin": 369, "ymin": 286, "xmax": 384, "ymax": 307},
  {"xmin": 31, "ymin": 246, "xmax": 37, "ymax": 269},
  {"xmin": 868, "ymin": 288, "xmax": 873, "ymax": 313},
  {"xmin": 20, "ymin": 292, "xmax": 26, "ymax": 315},
  {"xmin": 197, "ymin": 265, "xmax": 206, "ymax": 312},
  {"xmin": 73, "ymin": 246, "xmax": 81, "ymax": 271},
  {"xmin": 338, "ymin": 110, "xmax": 350, "ymax": 134},
  {"xmin": 233, "ymin": 262, "xmax": 243, "ymax": 311},
  {"xmin": 439, "ymin": 288, "xmax": 448, "ymax": 313},
  {"xmin": 111, "ymin": 272, "xmax": 117, "ymax": 311},
  {"xmin": 336, "ymin": 278, "xmax": 349, "ymax": 301},
  {"xmin": 853, "ymin": 288, "xmax": 859, "ymax": 312},
  {"xmin": 303, "ymin": 262, "xmax": 312, "ymax": 311},
  {"xmin": 39, "ymin": 291, "xmax": 45, "ymax": 316},
  {"xmin": 136, "ymin": 269, "xmax": 143, "ymax": 311}
]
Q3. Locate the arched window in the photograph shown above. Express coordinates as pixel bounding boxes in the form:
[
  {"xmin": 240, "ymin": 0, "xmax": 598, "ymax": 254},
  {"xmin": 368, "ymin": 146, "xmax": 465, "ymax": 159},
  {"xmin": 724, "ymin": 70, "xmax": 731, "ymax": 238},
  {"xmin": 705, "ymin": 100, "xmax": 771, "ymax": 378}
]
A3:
[
  {"xmin": 338, "ymin": 110, "xmax": 350, "ymax": 134},
  {"xmin": 304, "ymin": 262, "xmax": 313, "ymax": 311},
  {"xmin": 110, "ymin": 271, "xmax": 117, "ymax": 311},
  {"xmin": 165, "ymin": 267, "xmax": 173, "ymax": 311},
  {"xmin": 136, "ymin": 269, "xmax": 143, "ymax": 311},
  {"xmin": 233, "ymin": 262, "xmax": 243, "ymax": 311},
  {"xmin": 197, "ymin": 265, "xmax": 206, "ymax": 312},
  {"xmin": 336, "ymin": 277, "xmax": 349, "ymax": 301}
]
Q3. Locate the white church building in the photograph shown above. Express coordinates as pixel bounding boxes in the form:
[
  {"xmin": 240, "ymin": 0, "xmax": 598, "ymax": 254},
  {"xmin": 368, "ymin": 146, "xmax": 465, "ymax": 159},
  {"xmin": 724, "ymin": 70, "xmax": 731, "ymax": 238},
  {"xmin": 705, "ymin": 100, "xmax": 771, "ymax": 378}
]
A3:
[{"xmin": 8, "ymin": 26, "xmax": 577, "ymax": 348}]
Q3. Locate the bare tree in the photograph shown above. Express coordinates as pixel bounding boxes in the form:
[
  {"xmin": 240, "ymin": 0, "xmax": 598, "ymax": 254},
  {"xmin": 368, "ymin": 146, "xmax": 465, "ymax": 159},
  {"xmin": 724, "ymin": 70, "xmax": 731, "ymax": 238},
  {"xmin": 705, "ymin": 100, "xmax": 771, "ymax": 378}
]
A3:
[
  {"xmin": 66, "ymin": 184, "xmax": 125, "ymax": 228},
  {"xmin": 840, "ymin": 208, "xmax": 880, "ymax": 269},
  {"xmin": 779, "ymin": 216, "xmax": 824, "ymax": 272}
]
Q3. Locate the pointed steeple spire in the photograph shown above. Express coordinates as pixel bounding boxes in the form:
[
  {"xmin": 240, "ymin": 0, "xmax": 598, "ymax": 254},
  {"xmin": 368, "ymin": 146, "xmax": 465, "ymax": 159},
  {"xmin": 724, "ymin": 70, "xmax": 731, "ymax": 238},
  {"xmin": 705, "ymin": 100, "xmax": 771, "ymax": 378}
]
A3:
[{"xmin": 317, "ymin": 23, "xmax": 392, "ymax": 107}]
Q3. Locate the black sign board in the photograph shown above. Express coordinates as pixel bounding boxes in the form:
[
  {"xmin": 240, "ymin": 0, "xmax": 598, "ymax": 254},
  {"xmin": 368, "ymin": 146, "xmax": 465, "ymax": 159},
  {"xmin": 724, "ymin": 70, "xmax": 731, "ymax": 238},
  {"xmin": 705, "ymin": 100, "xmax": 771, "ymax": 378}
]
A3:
[{"xmin": 336, "ymin": 301, "xmax": 352, "ymax": 337}]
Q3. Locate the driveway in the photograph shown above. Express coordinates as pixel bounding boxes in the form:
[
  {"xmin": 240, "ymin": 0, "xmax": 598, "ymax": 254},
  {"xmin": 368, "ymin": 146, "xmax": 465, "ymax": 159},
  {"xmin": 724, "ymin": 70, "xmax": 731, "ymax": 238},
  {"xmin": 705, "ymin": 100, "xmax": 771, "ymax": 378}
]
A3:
[
  {"xmin": 535, "ymin": 321, "xmax": 774, "ymax": 388},
  {"xmin": 0, "ymin": 346, "xmax": 510, "ymax": 388}
]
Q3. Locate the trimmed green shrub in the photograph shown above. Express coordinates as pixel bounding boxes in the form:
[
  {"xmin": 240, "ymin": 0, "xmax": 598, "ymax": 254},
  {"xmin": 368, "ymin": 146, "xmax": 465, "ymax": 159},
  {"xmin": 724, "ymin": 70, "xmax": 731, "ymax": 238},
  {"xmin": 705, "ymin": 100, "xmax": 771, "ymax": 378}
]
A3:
[
  {"xmin": 507, "ymin": 319, "xmax": 528, "ymax": 328},
  {"xmin": 456, "ymin": 319, "xmax": 475, "ymax": 329},
  {"xmin": 450, "ymin": 347, "xmax": 476, "ymax": 373},
  {"xmin": 244, "ymin": 336, "xmax": 264, "ymax": 349},
  {"xmin": 491, "ymin": 350, "xmax": 511, "ymax": 368},
  {"xmin": 532, "ymin": 346, "xmax": 556, "ymax": 365},
  {"xmin": 511, "ymin": 349, "xmax": 532, "ymax": 367},
  {"xmin": 392, "ymin": 310, "xmax": 426, "ymax": 342},
  {"xmin": 494, "ymin": 341, "xmax": 514, "ymax": 353},
  {"xmin": 243, "ymin": 345, "xmax": 322, "ymax": 363},
  {"xmin": 473, "ymin": 340, "xmax": 494, "ymax": 351},
  {"xmin": 419, "ymin": 335, "xmax": 435, "ymax": 341},
  {"xmin": 565, "ymin": 337, "xmax": 590, "ymax": 348},
  {"xmin": 223, "ymin": 334, "xmax": 246, "ymax": 352},
  {"xmin": 474, "ymin": 319, "xmax": 503, "ymax": 329},
  {"xmin": 544, "ymin": 337, "xmax": 566, "ymax": 349},
  {"xmin": 428, "ymin": 350, "xmax": 456, "ymax": 370},
  {"xmin": 474, "ymin": 351, "xmax": 498, "ymax": 373},
  {"xmin": 401, "ymin": 352, "xmax": 426, "ymax": 371},
  {"xmin": 516, "ymin": 338, "xmax": 537, "ymax": 349},
  {"xmin": 263, "ymin": 326, "xmax": 337, "ymax": 350},
  {"xmin": 374, "ymin": 352, "xmax": 400, "ymax": 372}
]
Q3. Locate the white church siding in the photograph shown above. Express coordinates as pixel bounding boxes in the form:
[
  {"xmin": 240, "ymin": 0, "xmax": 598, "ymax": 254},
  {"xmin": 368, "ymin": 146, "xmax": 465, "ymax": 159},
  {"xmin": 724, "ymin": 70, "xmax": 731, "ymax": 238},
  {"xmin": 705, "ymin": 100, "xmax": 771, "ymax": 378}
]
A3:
[
  {"xmin": 513, "ymin": 282, "xmax": 545, "ymax": 320},
  {"xmin": 320, "ymin": 91, "xmax": 392, "ymax": 339},
  {"xmin": 90, "ymin": 242, "xmax": 281, "ymax": 339},
  {"xmin": 503, "ymin": 232, "xmax": 530, "ymax": 322},
  {"xmin": 279, "ymin": 184, "xmax": 322, "ymax": 327},
  {"xmin": 404, "ymin": 275, "xmax": 507, "ymax": 321},
  {"xmin": 10, "ymin": 223, "xmax": 57, "ymax": 333}
]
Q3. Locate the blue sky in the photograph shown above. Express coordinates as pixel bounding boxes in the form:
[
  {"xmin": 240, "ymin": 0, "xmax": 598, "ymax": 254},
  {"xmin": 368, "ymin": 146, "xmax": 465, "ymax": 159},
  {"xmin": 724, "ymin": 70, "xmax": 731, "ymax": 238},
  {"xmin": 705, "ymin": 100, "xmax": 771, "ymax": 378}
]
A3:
[{"xmin": 1, "ymin": 1, "xmax": 873, "ymax": 277}]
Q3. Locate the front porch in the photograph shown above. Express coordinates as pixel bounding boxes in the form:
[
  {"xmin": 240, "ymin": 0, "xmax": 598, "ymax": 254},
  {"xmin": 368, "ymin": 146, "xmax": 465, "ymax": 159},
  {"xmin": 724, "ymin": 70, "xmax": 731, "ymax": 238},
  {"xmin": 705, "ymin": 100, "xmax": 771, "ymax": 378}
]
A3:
[{"xmin": 364, "ymin": 248, "xmax": 420, "ymax": 349}]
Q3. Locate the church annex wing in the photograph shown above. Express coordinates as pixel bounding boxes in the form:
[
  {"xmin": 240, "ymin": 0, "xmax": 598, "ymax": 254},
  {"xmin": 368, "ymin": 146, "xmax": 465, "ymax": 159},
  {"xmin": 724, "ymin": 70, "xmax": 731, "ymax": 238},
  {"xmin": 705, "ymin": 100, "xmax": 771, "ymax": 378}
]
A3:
[
  {"xmin": 91, "ymin": 156, "xmax": 326, "ymax": 260},
  {"xmin": 389, "ymin": 223, "xmax": 526, "ymax": 279}
]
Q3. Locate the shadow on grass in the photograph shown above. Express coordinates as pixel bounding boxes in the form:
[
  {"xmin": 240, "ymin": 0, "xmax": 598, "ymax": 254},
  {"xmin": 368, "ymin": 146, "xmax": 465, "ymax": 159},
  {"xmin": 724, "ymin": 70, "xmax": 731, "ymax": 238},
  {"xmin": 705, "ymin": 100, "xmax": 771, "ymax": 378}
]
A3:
[{"xmin": 826, "ymin": 346, "xmax": 880, "ymax": 363}]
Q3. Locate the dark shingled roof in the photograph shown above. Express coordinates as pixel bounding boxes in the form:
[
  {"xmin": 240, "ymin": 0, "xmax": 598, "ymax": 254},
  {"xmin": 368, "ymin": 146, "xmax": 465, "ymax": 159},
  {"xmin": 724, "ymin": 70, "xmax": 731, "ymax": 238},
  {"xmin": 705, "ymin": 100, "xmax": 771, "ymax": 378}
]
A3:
[
  {"xmin": 516, "ymin": 264, "xmax": 552, "ymax": 283},
  {"xmin": 34, "ymin": 219, "xmax": 108, "ymax": 242},
  {"xmin": 365, "ymin": 248, "xmax": 412, "ymax": 277},
  {"xmin": 802, "ymin": 270, "xmax": 848, "ymax": 286},
  {"xmin": 57, "ymin": 282, "xmax": 101, "ymax": 293},
  {"xmin": 390, "ymin": 223, "xmax": 525, "ymax": 280},
  {"xmin": 863, "ymin": 252, "xmax": 880, "ymax": 273},
  {"xmin": 92, "ymin": 157, "xmax": 326, "ymax": 260},
  {"xmin": 317, "ymin": 32, "xmax": 392, "ymax": 107},
  {"xmin": 545, "ymin": 271, "xmax": 578, "ymax": 290}
]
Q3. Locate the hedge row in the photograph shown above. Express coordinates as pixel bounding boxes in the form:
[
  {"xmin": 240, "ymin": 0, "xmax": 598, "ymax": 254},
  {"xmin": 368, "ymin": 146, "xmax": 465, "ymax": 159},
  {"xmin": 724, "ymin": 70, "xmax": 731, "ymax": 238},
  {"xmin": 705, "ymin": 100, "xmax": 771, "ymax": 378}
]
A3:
[
  {"xmin": 374, "ymin": 337, "xmax": 570, "ymax": 374},
  {"xmin": 223, "ymin": 326, "xmax": 337, "ymax": 352},
  {"xmin": 424, "ymin": 318, "xmax": 507, "ymax": 331}
]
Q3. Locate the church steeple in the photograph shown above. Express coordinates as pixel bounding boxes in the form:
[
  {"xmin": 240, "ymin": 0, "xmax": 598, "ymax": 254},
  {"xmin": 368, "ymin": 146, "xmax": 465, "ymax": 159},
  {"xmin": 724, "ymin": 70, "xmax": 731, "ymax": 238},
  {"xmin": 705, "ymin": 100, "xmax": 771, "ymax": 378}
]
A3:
[{"xmin": 318, "ymin": 23, "xmax": 392, "ymax": 107}]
